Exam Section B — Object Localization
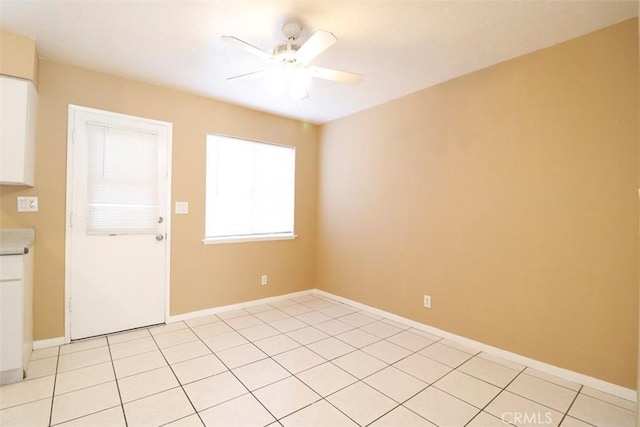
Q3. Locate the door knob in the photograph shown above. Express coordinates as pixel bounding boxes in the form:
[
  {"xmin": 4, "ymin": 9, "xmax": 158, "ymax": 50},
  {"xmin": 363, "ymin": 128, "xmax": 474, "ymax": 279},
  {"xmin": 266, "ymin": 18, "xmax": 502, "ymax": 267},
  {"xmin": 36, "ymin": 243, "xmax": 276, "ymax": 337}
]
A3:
[{"xmin": 155, "ymin": 234, "xmax": 164, "ymax": 241}]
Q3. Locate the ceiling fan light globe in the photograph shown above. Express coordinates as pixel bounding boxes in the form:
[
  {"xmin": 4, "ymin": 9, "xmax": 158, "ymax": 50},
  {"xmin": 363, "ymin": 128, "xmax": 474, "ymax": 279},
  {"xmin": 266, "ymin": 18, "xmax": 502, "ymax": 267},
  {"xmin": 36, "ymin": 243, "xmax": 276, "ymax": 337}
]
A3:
[
  {"xmin": 282, "ymin": 61, "xmax": 298, "ymax": 72},
  {"xmin": 265, "ymin": 69, "xmax": 286, "ymax": 95},
  {"xmin": 290, "ymin": 86, "xmax": 308, "ymax": 100},
  {"xmin": 289, "ymin": 69, "xmax": 310, "ymax": 100},
  {"xmin": 290, "ymin": 69, "xmax": 311, "ymax": 90}
]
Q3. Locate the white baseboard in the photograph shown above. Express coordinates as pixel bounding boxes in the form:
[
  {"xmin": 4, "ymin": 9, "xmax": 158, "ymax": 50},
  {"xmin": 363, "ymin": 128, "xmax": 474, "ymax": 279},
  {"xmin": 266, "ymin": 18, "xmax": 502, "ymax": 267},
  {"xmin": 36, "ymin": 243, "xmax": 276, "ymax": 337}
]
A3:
[
  {"xmin": 0, "ymin": 367, "xmax": 23, "ymax": 385},
  {"xmin": 314, "ymin": 289, "xmax": 638, "ymax": 403},
  {"xmin": 33, "ymin": 290, "xmax": 317, "ymax": 349},
  {"xmin": 33, "ymin": 336, "xmax": 65, "ymax": 349},
  {"xmin": 167, "ymin": 289, "xmax": 316, "ymax": 323}
]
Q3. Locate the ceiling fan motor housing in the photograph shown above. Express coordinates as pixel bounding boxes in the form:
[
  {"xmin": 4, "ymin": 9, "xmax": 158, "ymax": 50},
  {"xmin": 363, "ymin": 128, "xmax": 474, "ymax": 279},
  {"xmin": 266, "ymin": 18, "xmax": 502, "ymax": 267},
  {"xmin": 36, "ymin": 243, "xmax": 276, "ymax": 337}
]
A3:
[{"xmin": 273, "ymin": 42, "xmax": 301, "ymax": 61}]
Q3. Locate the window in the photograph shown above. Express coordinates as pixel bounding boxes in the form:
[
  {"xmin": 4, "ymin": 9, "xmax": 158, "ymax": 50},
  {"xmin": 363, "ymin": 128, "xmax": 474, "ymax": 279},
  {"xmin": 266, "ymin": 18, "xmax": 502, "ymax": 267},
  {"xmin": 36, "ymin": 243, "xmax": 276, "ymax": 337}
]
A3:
[{"xmin": 204, "ymin": 134, "xmax": 296, "ymax": 244}]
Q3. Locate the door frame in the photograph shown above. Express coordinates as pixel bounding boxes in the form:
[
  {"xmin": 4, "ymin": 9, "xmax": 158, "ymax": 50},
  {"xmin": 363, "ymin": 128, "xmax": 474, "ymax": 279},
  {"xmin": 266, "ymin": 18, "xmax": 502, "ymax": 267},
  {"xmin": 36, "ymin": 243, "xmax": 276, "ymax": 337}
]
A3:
[{"xmin": 64, "ymin": 104, "xmax": 173, "ymax": 343}]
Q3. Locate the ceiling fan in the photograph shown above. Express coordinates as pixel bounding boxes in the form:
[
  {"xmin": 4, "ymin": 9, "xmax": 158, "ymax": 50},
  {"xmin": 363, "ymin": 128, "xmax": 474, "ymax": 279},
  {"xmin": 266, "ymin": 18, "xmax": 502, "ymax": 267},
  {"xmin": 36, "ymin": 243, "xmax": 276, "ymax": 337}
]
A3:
[{"xmin": 221, "ymin": 22, "xmax": 363, "ymax": 100}]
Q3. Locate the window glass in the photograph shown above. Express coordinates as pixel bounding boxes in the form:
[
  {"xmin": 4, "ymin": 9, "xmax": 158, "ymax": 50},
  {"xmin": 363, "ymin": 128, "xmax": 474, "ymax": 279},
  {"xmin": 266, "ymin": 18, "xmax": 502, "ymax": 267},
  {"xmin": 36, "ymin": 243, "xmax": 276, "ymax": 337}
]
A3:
[{"xmin": 205, "ymin": 134, "xmax": 295, "ymax": 242}]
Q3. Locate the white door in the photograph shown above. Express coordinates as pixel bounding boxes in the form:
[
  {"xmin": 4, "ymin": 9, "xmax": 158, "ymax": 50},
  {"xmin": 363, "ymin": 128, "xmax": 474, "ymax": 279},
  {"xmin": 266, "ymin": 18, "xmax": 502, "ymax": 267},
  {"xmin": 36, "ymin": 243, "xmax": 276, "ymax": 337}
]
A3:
[{"xmin": 66, "ymin": 106, "xmax": 171, "ymax": 340}]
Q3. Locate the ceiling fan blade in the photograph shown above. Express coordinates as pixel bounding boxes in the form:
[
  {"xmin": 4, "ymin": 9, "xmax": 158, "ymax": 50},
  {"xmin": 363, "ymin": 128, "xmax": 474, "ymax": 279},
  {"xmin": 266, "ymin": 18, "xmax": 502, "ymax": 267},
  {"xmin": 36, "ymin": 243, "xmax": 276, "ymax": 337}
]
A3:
[
  {"xmin": 295, "ymin": 30, "xmax": 337, "ymax": 64},
  {"xmin": 221, "ymin": 36, "xmax": 272, "ymax": 60},
  {"xmin": 308, "ymin": 66, "xmax": 363, "ymax": 84},
  {"xmin": 227, "ymin": 70, "xmax": 268, "ymax": 81}
]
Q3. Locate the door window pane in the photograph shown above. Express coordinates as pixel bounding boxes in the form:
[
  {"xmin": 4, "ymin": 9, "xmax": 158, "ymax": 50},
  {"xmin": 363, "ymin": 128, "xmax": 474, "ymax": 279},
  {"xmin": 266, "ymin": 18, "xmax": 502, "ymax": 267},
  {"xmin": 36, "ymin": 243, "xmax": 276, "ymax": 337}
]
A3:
[{"xmin": 86, "ymin": 122, "xmax": 160, "ymax": 234}]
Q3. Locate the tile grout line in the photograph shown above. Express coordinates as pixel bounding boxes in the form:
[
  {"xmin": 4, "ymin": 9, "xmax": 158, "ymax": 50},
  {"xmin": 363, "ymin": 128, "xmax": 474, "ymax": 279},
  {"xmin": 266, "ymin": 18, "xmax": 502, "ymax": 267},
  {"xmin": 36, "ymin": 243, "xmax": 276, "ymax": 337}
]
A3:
[
  {"xmin": 274, "ymin": 303, "xmax": 423, "ymax": 425},
  {"xmin": 243, "ymin": 296, "xmax": 515, "ymax": 425},
  {"xmin": 216, "ymin": 301, "xmax": 366, "ymax": 426},
  {"xmin": 558, "ymin": 384, "xmax": 583, "ymax": 426},
  {"xmin": 462, "ymin": 362, "xmax": 527, "ymax": 427},
  {"xmin": 436, "ymin": 348, "xmax": 589, "ymax": 423},
  {"xmin": 387, "ymin": 347, "xmax": 487, "ymax": 425},
  {"xmin": 489, "ymin": 365, "xmax": 590, "ymax": 422},
  {"xmin": 352, "ymin": 327, "xmax": 467, "ymax": 427},
  {"xmin": 105, "ymin": 335, "xmax": 129, "ymax": 427},
  {"xmin": 232, "ymin": 300, "xmax": 454, "ymax": 426},
  {"xmin": 45, "ymin": 340, "xmax": 122, "ymax": 426},
  {"xmin": 559, "ymin": 385, "xmax": 602, "ymax": 427},
  {"xmin": 224, "ymin": 313, "xmax": 354, "ymax": 426},
  {"xmin": 46, "ymin": 345, "xmax": 61, "ymax": 427},
  {"xmin": 311, "ymin": 301, "xmax": 437, "ymax": 427},
  {"xmin": 362, "ymin": 380, "xmax": 432, "ymax": 427},
  {"xmin": 254, "ymin": 311, "xmax": 366, "ymax": 420},
  {"xmin": 147, "ymin": 327, "xmax": 208, "ymax": 427},
  {"xmin": 189, "ymin": 315, "xmax": 286, "ymax": 424}
]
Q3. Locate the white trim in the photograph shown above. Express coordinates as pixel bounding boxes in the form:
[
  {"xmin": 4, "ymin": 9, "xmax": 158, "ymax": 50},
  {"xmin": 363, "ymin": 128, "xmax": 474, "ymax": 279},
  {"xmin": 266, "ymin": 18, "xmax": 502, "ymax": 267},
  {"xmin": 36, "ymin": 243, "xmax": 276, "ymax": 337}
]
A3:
[
  {"xmin": 64, "ymin": 105, "xmax": 173, "ymax": 342},
  {"xmin": 1, "ymin": 368, "xmax": 23, "ymax": 384},
  {"xmin": 314, "ymin": 289, "xmax": 637, "ymax": 403},
  {"xmin": 63, "ymin": 107, "xmax": 75, "ymax": 344},
  {"xmin": 204, "ymin": 134, "xmax": 296, "ymax": 246},
  {"xmin": 33, "ymin": 337, "xmax": 65, "ymax": 349},
  {"xmin": 163, "ymin": 120, "xmax": 173, "ymax": 325},
  {"xmin": 202, "ymin": 234, "xmax": 297, "ymax": 245},
  {"xmin": 167, "ymin": 289, "xmax": 315, "ymax": 323}
]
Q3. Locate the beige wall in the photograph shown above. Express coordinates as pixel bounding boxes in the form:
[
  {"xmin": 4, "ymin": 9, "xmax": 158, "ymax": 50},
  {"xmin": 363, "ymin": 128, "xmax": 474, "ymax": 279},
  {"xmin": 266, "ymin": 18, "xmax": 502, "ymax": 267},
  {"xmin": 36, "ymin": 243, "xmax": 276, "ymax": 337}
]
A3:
[
  {"xmin": 317, "ymin": 19, "xmax": 639, "ymax": 389},
  {"xmin": 0, "ymin": 18, "xmax": 637, "ymax": 391},
  {"xmin": 0, "ymin": 59, "xmax": 318, "ymax": 340},
  {"xmin": 0, "ymin": 31, "xmax": 38, "ymax": 83}
]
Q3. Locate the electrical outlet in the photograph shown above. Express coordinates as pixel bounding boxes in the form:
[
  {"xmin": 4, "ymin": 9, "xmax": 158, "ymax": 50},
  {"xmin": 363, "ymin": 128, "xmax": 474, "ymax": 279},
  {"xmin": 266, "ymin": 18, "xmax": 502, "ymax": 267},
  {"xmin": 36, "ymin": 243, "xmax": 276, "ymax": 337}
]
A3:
[
  {"xmin": 261, "ymin": 275, "xmax": 268, "ymax": 286},
  {"xmin": 17, "ymin": 196, "xmax": 38, "ymax": 212},
  {"xmin": 423, "ymin": 295, "xmax": 431, "ymax": 308}
]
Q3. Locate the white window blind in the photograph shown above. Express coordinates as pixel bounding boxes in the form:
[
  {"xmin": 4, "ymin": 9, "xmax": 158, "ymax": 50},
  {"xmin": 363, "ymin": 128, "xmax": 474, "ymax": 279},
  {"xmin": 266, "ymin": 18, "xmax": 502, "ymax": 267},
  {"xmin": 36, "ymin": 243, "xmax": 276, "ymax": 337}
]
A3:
[
  {"xmin": 86, "ymin": 122, "xmax": 160, "ymax": 235},
  {"xmin": 205, "ymin": 135, "xmax": 295, "ymax": 241}
]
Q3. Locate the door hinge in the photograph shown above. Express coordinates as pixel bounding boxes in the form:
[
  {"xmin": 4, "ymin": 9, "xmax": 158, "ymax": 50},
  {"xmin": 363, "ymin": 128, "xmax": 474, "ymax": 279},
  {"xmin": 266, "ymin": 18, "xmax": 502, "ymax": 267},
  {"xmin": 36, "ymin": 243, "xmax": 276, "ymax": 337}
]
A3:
[{"xmin": 69, "ymin": 297, "xmax": 72, "ymax": 313}]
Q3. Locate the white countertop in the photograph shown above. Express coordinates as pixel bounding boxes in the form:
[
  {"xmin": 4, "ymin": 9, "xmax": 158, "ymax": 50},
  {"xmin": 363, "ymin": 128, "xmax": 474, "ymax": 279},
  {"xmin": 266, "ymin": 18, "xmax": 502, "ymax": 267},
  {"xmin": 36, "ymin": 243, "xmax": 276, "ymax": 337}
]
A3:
[{"xmin": 0, "ymin": 229, "xmax": 35, "ymax": 256}]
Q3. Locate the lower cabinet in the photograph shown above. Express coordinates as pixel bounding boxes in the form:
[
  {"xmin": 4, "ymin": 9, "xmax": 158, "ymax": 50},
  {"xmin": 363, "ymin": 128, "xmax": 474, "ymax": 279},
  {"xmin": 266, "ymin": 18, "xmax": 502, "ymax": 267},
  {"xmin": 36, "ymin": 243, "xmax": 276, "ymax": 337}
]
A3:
[{"xmin": 0, "ymin": 251, "xmax": 33, "ymax": 385}]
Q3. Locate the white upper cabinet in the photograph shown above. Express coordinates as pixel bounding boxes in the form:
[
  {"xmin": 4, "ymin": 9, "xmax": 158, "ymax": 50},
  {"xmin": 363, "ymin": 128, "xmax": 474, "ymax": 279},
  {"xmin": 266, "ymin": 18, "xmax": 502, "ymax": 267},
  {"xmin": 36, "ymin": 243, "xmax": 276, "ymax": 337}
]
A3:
[{"xmin": 0, "ymin": 75, "xmax": 37, "ymax": 186}]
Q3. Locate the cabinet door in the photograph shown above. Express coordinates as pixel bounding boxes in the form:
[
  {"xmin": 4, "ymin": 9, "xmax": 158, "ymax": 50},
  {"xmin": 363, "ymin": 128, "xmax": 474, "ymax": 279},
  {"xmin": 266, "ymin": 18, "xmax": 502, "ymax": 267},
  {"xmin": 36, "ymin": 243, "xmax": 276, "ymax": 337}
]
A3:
[
  {"xmin": 0, "ymin": 76, "xmax": 36, "ymax": 186},
  {"xmin": 0, "ymin": 280, "xmax": 23, "ymax": 375}
]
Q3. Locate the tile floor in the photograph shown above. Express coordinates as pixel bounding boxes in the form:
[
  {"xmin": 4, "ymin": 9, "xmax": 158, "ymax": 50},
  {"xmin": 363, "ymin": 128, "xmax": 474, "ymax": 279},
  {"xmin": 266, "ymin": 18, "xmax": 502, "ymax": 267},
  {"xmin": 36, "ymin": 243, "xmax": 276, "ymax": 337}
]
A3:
[{"xmin": 0, "ymin": 293, "xmax": 636, "ymax": 427}]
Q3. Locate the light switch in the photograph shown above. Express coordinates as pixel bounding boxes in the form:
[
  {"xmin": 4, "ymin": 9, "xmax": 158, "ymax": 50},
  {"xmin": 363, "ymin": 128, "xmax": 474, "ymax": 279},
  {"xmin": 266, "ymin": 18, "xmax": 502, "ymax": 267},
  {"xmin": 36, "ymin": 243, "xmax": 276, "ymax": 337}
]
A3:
[
  {"xmin": 175, "ymin": 201, "xmax": 189, "ymax": 214},
  {"xmin": 17, "ymin": 196, "xmax": 38, "ymax": 212}
]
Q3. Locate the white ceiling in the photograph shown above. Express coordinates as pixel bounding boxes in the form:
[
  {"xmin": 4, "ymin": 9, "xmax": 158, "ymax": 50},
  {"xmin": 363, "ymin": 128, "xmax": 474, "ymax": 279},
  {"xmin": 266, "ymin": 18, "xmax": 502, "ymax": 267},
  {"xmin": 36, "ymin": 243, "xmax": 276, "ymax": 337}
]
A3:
[{"xmin": 0, "ymin": 1, "xmax": 637, "ymax": 124}]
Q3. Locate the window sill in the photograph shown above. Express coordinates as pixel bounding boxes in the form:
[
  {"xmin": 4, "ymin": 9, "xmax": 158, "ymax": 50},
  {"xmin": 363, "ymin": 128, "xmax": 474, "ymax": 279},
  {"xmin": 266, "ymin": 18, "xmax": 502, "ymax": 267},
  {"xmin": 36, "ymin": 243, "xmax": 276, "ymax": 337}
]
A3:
[{"xmin": 202, "ymin": 233, "xmax": 297, "ymax": 245}]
